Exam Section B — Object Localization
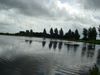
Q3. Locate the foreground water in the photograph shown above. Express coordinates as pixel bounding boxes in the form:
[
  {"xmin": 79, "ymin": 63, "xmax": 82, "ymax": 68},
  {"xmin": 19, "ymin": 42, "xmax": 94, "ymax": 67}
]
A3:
[{"xmin": 0, "ymin": 35, "xmax": 100, "ymax": 75}]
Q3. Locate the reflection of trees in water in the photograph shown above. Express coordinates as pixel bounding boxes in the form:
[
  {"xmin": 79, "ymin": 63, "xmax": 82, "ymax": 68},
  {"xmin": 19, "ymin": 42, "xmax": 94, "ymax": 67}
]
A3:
[
  {"xmin": 81, "ymin": 43, "xmax": 95, "ymax": 58},
  {"xmin": 64, "ymin": 43, "xmax": 79, "ymax": 53},
  {"xmin": 53, "ymin": 41, "xmax": 57, "ymax": 50},
  {"xmin": 66, "ymin": 44, "xmax": 70, "ymax": 51},
  {"xmin": 44, "ymin": 40, "xmax": 63, "ymax": 51},
  {"xmin": 96, "ymin": 49, "xmax": 100, "ymax": 66},
  {"xmin": 25, "ymin": 40, "xmax": 32, "ymax": 45},
  {"xmin": 87, "ymin": 44, "xmax": 95, "ymax": 58},
  {"xmin": 58, "ymin": 42, "xmax": 63, "ymax": 50},
  {"xmin": 49, "ymin": 41, "xmax": 53, "ymax": 49},
  {"xmin": 42, "ymin": 41, "xmax": 46, "ymax": 47},
  {"xmin": 73, "ymin": 44, "xmax": 79, "ymax": 53},
  {"xmin": 81, "ymin": 43, "xmax": 87, "ymax": 57}
]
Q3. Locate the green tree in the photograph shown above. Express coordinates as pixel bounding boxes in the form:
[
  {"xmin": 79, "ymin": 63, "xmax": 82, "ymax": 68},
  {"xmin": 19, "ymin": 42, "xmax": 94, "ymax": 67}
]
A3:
[
  {"xmin": 82, "ymin": 28, "xmax": 88, "ymax": 40},
  {"xmin": 50, "ymin": 28, "xmax": 53, "ymax": 35},
  {"xmin": 43, "ymin": 28, "xmax": 47, "ymax": 34},
  {"xmin": 30, "ymin": 29, "xmax": 33, "ymax": 34},
  {"xmin": 92, "ymin": 27, "xmax": 97, "ymax": 40},
  {"xmin": 71, "ymin": 31, "xmax": 75, "ymax": 39},
  {"xmin": 74, "ymin": 29, "xmax": 80, "ymax": 40},
  {"xmin": 98, "ymin": 25, "xmax": 100, "ymax": 36},
  {"xmin": 54, "ymin": 28, "xmax": 58, "ymax": 35},
  {"xmin": 26, "ymin": 30, "xmax": 29, "ymax": 34},
  {"xmin": 67, "ymin": 29, "xmax": 72, "ymax": 39},
  {"xmin": 88, "ymin": 27, "xmax": 97, "ymax": 40},
  {"xmin": 59, "ymin": 28, "xmax": 64, "ymax": 38},
  {"xmin": 88, "ymin": 27, "xmax": 92, "ymax": 40}
]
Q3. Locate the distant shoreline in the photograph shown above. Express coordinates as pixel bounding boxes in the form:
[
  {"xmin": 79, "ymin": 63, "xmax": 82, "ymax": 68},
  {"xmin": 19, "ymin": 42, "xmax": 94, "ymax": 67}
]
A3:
[{"xmin": 0, "ymin": 32, "xmax": 100, "ymax": 45}]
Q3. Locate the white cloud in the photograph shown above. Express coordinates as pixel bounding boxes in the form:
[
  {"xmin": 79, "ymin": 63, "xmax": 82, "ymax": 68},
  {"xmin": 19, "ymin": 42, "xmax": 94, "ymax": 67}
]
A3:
[{"xmin": 0, "ymin": 0, "xmax": 100, "ymax": 33}]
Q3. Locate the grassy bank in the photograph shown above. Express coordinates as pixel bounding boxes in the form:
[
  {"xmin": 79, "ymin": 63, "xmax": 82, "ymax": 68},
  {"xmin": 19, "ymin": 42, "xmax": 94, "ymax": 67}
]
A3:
[
  {"xmin": 79, "ymin": 40, "xmax": 100, "ymax": 45},
  {"xmin": 0, "ymin": 33, "xmax": 100, "ymax": 45}
]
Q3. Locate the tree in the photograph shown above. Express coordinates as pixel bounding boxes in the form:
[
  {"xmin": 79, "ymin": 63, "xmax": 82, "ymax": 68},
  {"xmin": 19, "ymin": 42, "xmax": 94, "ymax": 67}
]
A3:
[
  {"xmin": 54, "ymin": 28, "xmax": 58, "ymax": 35},
  {"xmin": 59, "ymin": 28, "xmax": 64, "ymax": 38},
  {"xmin": 88, "ymin": 27, "xmax": 92, "ymax": 40},
  {"xmin": 30, "ymin": 29, "xmax": 33, "ymax": 34},
  {"xmin": 50, "ymin": 28, "xmax": 53, "ymax": 35},
  {"xmin": 92, "ymin": 27, "xmax": 97, "ymax": 40},
  {"xmin": 88, "ymin": 27, "xmax": 97, "ymax": 40},
  {"xmin": 98, "ymin": 25, "xmax": 100, "ymax": 36},
  {"xmin": 71, "ymin": 31, "xmax": 75, "ymax": 39},
  {"xmin": 43, "ymin": 28, "xmax": 47, "ymax": 34},
  {"xmin": 26, "ymin": 30, "xmax": 29, "ymax": 33},
  {"xmin": 43, "ymin": 28, "xmax": 47, "ymax": 38},
  {"xmin": 25, "ymin": 30, "xmax": 30, "ymax": 36},
  {"xmin": 66, "ymin": 29, "xmax": 72, "ymax": 40},
  {"xmin": 82, "ymin": 28, "xmax": 88, "ymax": 40},
  {"xmin": 74, "ymin": 29, "xmax": 80, "ymax": 40}
]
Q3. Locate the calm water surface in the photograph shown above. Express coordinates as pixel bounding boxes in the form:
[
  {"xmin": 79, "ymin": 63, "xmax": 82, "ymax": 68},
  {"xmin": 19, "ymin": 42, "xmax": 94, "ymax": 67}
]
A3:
[{"xmin": 0, "ymin": 35, "xmax": 100, "ymax": 75}]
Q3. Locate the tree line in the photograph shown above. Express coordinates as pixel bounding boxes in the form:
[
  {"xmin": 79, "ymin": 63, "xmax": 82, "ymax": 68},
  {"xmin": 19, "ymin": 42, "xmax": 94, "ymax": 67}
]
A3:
[{"xmin": 15, "ymin": 26, "xmax": 100, "ymax": 41}]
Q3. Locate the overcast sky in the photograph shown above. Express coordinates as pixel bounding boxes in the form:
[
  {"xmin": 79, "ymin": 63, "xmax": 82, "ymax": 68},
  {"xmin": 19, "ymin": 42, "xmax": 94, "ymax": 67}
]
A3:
[{"xmin": 0, "ymin": 0, "xmax": 100, "ymax": 33}]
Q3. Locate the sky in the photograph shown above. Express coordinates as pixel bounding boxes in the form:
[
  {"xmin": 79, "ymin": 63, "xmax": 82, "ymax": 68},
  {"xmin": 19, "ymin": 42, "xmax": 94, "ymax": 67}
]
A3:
[{"xmin": 0, "ymin": 0, "xmax": 100, "ymax": 33}]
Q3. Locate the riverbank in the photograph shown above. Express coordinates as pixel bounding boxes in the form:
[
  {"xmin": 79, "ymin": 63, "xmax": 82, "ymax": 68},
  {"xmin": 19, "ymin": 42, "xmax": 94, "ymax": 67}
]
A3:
[
  {"xmin": 0, "ymin": 33, "xmax": 100, "ymax": 45},
  {"xmin": 79, "ymin": 40, "xmax": 100, "ymax": 45}
]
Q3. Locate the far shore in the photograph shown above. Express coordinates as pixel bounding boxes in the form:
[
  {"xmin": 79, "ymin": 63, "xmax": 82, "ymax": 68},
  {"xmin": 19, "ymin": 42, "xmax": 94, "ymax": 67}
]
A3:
[{"xmin": 0, "ymin": 33, "xmax": 100, "ymax": 45}]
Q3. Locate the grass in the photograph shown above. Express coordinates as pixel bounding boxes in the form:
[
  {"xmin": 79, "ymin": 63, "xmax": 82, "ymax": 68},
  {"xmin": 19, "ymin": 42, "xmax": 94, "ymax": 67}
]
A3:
[
  {"xmin": 87, "ymin": 65, "xmax": 100, "ymax": 75},
  {"xmin": 79, "ymin": 40, "xmax": 100, "ymax": 45}
]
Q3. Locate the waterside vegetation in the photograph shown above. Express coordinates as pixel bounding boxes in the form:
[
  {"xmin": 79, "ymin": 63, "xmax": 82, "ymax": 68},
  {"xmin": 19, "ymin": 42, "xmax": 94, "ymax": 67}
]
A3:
[
  {"xmin": 0, "ymin": 26, "xmax": 100, "ymax": 44},
  {"xmin": 87, "ymin": 65, "xmax": 100, "ymax": 75}
]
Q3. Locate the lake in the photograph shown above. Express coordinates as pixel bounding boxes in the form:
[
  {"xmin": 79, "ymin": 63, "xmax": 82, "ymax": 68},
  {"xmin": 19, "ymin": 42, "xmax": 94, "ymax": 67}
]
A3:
[{"xmin": 0, "ymin": 35, "xmax": 100, "ymax": 75}]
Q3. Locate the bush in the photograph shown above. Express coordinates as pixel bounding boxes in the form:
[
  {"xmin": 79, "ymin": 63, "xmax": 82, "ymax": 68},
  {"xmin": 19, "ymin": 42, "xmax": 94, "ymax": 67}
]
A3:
[{"xmin": 87, "ymin": 65, "xmax": 100, "ymax": 75}]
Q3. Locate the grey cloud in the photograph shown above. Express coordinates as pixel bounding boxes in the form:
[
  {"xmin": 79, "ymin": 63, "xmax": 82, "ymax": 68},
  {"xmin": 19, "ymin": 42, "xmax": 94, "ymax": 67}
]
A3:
[
  {"xmin": 0, "ymin": 22, "xmax": 11, "ymax": 26},
  {"xmin": 81, "ymin": 0, "xmax": 100, "ymax": 9},
  {"xmin": 0, "ymin": 0, "xmax": 100, "ymax": 33},
  {"xmin": 0, "ymin": 0, "xmax": 51, "ymax": 16}
]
